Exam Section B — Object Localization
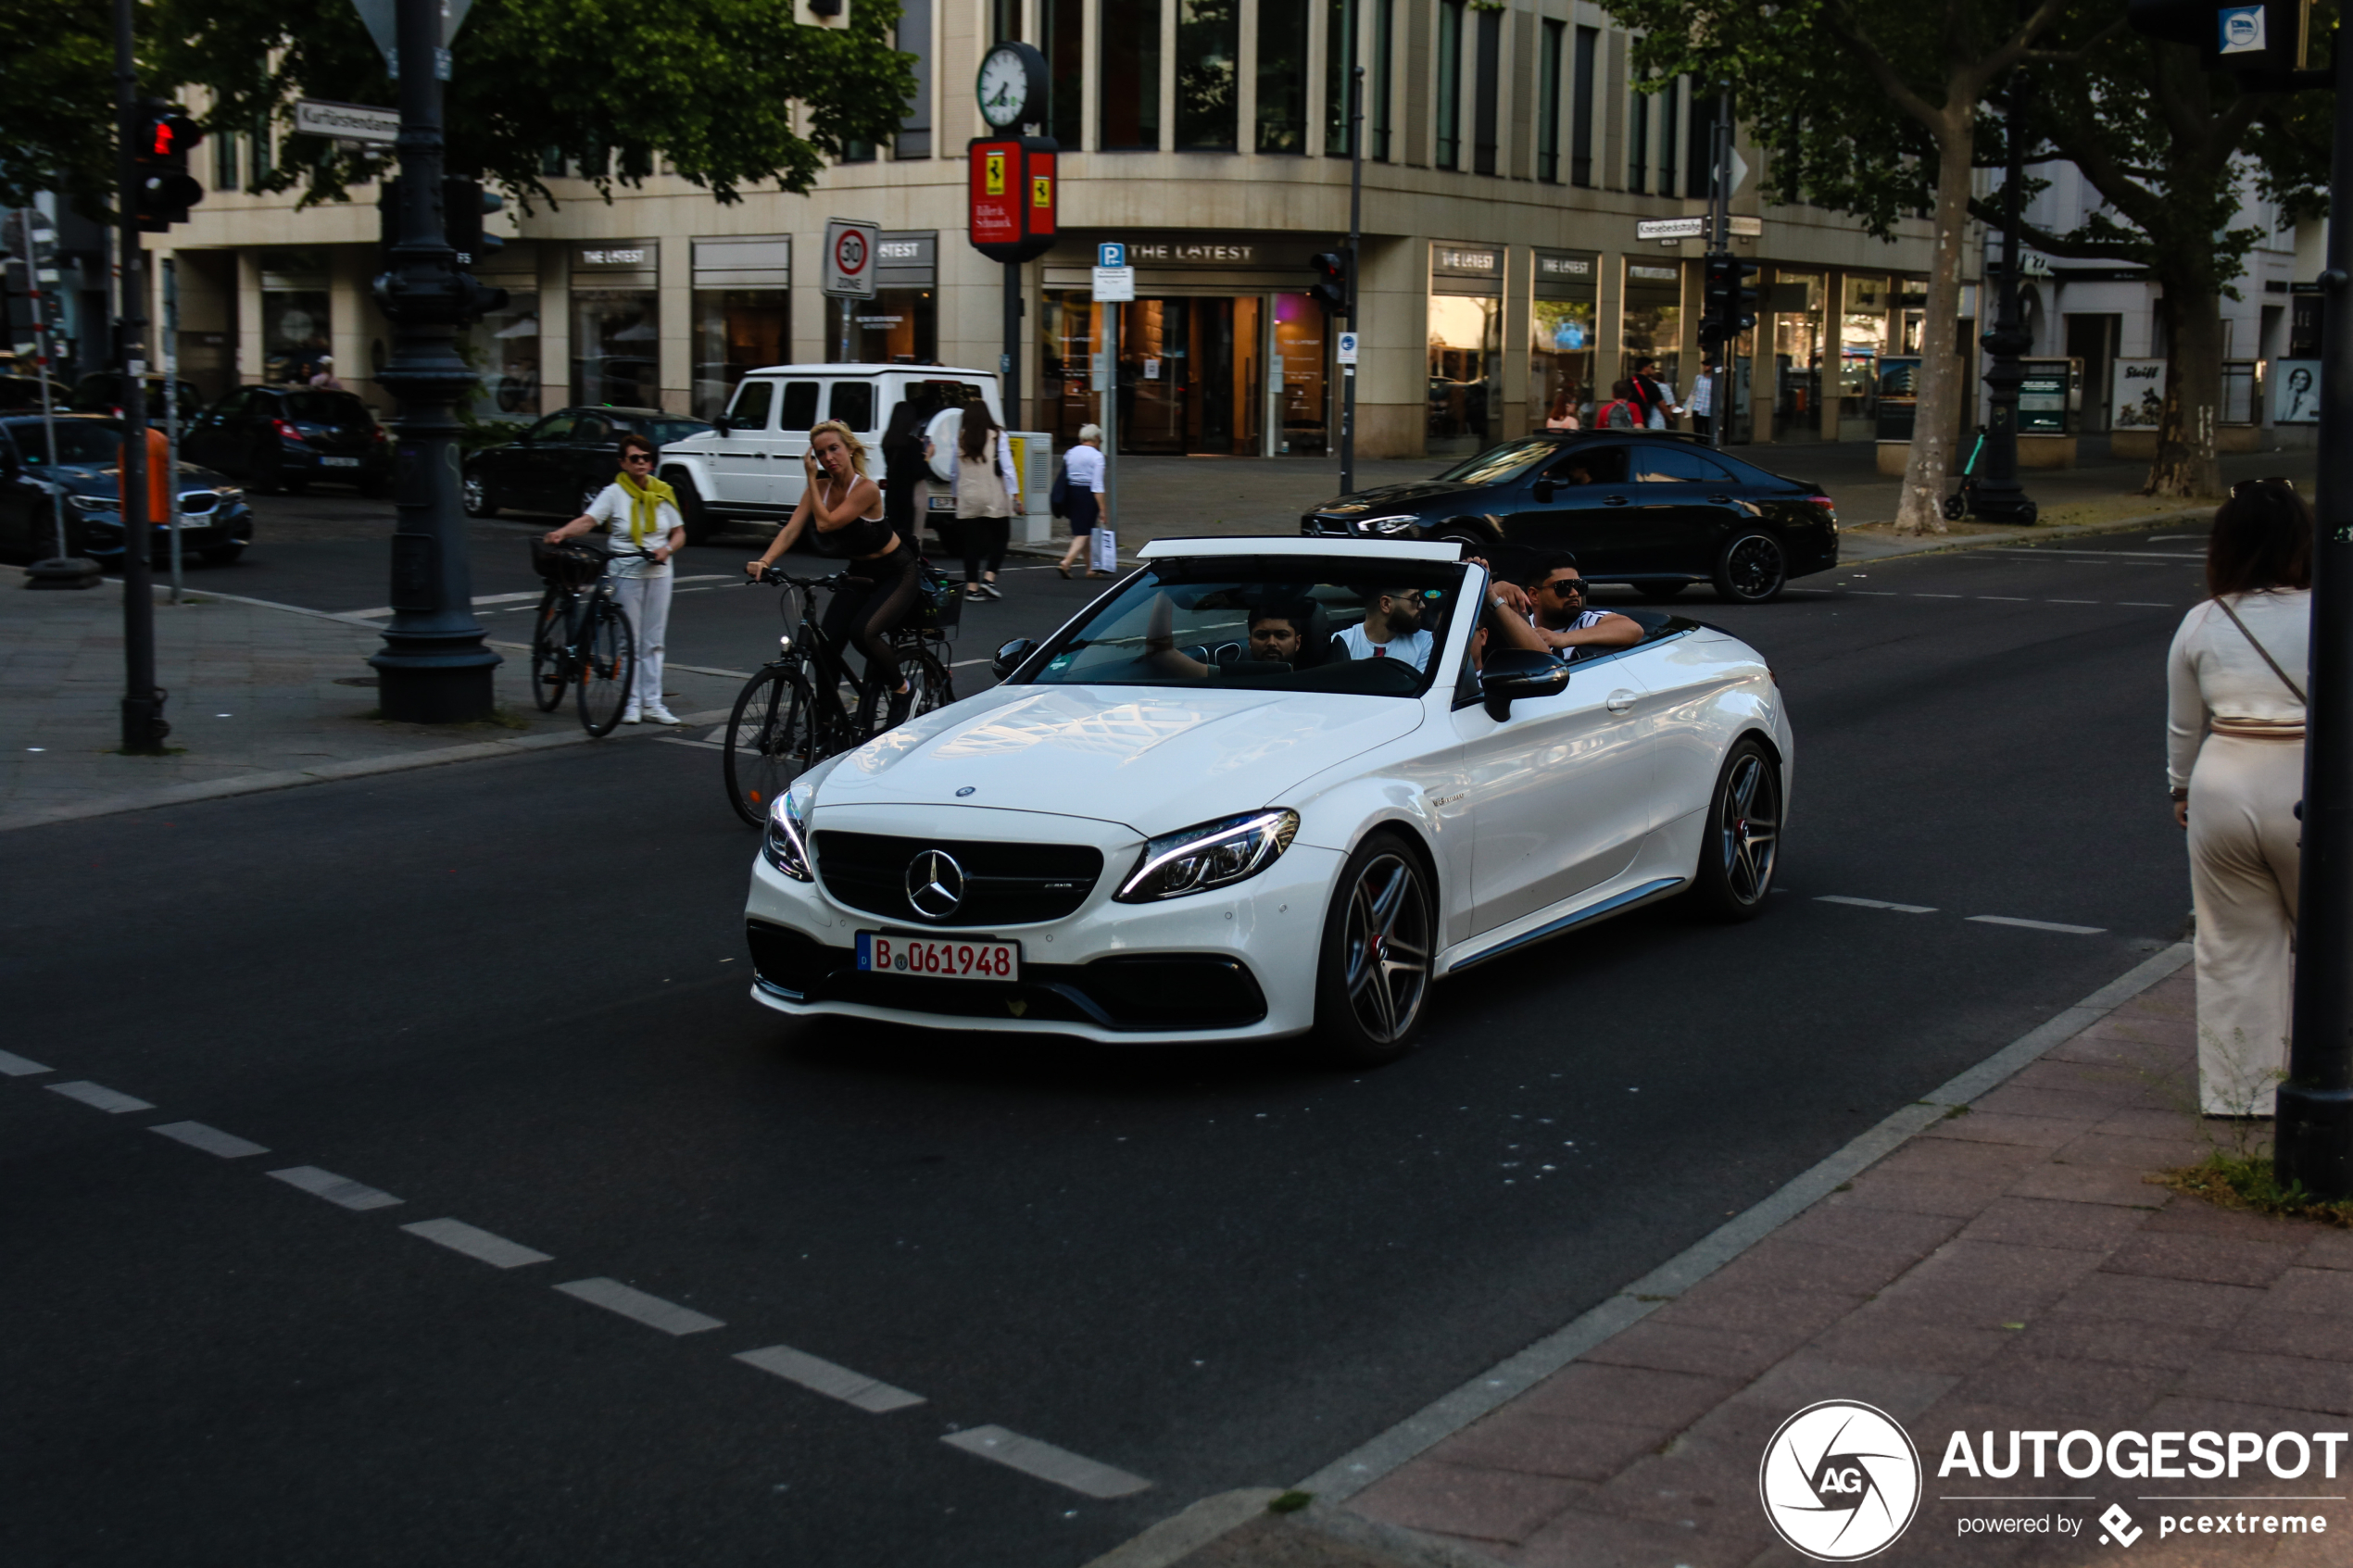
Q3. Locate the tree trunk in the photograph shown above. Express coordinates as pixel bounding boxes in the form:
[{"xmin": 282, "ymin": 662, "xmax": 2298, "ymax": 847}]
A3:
[
  {"xmin": 1896, "ymin": 114, "xmax": 1975, "ymax": 535},
  {"xmin": 2147, "ymin": 282, "xmax": 2225, "ymax": 497}
]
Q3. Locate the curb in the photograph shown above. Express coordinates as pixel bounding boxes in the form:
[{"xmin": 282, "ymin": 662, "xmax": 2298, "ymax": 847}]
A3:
[{"xmin": 1089, "ymin": 940, "xmax": 2194, "ymax": 1567}]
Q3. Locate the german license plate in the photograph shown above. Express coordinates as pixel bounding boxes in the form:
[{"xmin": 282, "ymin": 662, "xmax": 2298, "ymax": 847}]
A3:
[
  {"xmin": 926, "ymin": 493, "xmax": 955, "ymax": 511},
  {"xmin": 321, "ymin": 456, "xmax": 360, "ymax": 468},
  {"xmin": 856, "ymin": 932, "xmax": 1020, "ymax": 982}
]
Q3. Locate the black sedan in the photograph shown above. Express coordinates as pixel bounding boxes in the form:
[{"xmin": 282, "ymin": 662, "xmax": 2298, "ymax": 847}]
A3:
[
  {"xmin": 462, "ymin": 406, "xmax": 712, "ymax": 522},
  {"xmin": 0, "ymin": 414, "xmax": 256, "ymax": 567},
  {"xmin": 1302, "ymin": 432, "xmax": 1839, "ymax": 603},
  {"xmin": 182, "ymin": 386, "xmax": 393, "ymax": 495},
  {"xmin": 68, "ymin": 372, "xmax": 208, "ymax": 426}
]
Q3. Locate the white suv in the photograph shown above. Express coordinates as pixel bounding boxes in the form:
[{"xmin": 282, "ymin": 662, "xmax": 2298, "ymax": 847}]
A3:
[{"xmin": 659, "ymin": 364, "xmax": 1002, "ymax": 541}]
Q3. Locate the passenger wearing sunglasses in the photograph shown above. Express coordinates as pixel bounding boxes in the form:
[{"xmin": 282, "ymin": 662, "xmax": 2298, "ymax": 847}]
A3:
[
  {"xmin": 1508, "ymin": 553, "xmax": 1642, "ymax": 658},
  {"xmin": 1330, "ymin": 585, "xmax": 1437, "ymax": 671},
  {"xmin": 545, "ymin": 432, "xmax": 686, "ymax": 724}
]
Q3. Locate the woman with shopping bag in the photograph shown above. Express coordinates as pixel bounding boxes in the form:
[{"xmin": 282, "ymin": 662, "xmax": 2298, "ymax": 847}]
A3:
[{"xmin": 1054, "ymin": 424, "xmax": 1107, "ymax": 579}]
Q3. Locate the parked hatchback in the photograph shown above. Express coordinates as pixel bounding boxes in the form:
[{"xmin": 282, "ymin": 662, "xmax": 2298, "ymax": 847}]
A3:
[
  {"xmin": 1300, "ymin": 432, "xmax": 1839, "ymax": 604},
  {"xmin": 184, "ymin": 386, "xmax": 393, "ymax": 495},
  {"xmin": 0, "ymin": 413, "xmax": 255, "ymax": 566},
  {"xmin": 461, "ymin": 406, "xmax": 714, "ymax": 523}
]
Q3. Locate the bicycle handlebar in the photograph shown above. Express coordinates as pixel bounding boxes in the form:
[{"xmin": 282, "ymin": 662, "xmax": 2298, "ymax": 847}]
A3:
[{"xmin": 749, "ymin": 567, "xmax": 849, "ymax": 590}]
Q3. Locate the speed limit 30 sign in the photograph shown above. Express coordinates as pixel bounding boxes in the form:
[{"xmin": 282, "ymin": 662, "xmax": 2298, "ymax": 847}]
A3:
[{"xmin": 823, "ymin": 218, "xmax": 880, "ymax": 298}]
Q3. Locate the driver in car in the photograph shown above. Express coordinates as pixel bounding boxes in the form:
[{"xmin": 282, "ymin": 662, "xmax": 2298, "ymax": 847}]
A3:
[
  {"xmin": 1247, "ymin": 605, "xmax": 1307, "ymax": 663},
  {"xmin": 1516, "ymin": 554, "xmax": 1642, "ymax": 658},
  {"xmin": 1330, "ymin": 586, "xmax": 1435, "ymax": 671}
]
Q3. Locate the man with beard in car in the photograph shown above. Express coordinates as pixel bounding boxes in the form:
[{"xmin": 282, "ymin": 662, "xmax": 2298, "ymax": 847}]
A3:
[
  {"xmin": 1246, "ymin": 604, "xmax": 1310, "ymax": 663},
  {"xmin": 1504, "ymin": 552, "xmax": 1642, "ymax": 659}
]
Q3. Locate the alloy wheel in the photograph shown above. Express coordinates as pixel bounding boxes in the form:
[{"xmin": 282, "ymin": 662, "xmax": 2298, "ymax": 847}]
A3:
[
  {"xmin": 1340, "ymin": 853, "xmax": 1432, "ymax": 1045},
  {"xmin": 1718, "ymin": 752, "xmax": 1780, "ymax": 905}
]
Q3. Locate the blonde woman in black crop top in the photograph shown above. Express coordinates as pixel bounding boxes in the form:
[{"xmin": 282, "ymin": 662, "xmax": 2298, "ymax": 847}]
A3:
[{"xmin": 746, "ymin": 420, "xmax": 922, "ymax": 727}]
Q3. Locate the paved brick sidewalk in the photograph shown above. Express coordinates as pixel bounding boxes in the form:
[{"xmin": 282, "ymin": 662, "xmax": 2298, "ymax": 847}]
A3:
[
  {"xmin": 1, "ymin": 571, "xmax": 745, "ymax": 830},
  {"xmin": 1335, "ymin": 965, "xmax": 2349, "ymax": 1566}
]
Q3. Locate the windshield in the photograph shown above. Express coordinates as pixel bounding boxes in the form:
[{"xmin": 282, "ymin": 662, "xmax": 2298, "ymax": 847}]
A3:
[
  {"xmin": 1433, "ymin": 438, "xmax": 1562, "ymax": 487},
  {"xmin": 7, "ymin": 420, "xmax": 120, "ymax": 467},
  {"xmin": 1026, "ymin": 559, "xmax": 1466, "ymax": 696}
]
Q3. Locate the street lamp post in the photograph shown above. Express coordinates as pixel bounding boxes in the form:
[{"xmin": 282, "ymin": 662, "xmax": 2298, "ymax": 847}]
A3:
[
  {"xmin": 1340, "ymin": 64, "xmax": 1362, "ymax": 495},
  {"xmin": 1972, "ymin": 69, "xmax": 2034, "ymax": 524},
  {"xmin": 365, "ymin": 0, "xmax": 500, "ymax": 722},
  {"xmin": 112, "ymin": 0, "xmax": 166, "ymax": 753}
]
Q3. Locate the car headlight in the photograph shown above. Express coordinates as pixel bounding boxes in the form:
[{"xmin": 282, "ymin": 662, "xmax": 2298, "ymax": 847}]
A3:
[
  {"xmin": 1116, "ymin": 809, "xmax": 1300, "ymax": 902},
  {"xmin": 67, "ymin": 494, "xmax": 116, "ymax": 514},
  {"xmin": 762, "ymin": 784, "xmax": 814, "ymax": 881},
  {"xmin": 1351, "ymin": 514, "xmax": 1420, "ymax": 536}
]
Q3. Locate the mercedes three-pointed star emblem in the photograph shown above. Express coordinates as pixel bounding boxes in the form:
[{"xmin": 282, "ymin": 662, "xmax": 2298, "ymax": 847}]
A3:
[{"xmin": 904, "ymin": 848, "xmax": 967, "ymax": 919}]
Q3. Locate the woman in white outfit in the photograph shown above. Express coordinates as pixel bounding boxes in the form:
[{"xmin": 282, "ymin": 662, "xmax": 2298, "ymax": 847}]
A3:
[
  {"xmin": 544, "ymin": 433, "xmax": 686, "ymax": 724},
  {"xmin": 2167, "ymin": 479, "xmax": 2311, "ymax": 1116}
]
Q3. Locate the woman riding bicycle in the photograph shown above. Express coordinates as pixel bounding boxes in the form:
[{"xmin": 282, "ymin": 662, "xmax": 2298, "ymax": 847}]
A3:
[
  {"xmin": 544, "ymin": 432, "xmax": 683, "ymax": 725},
  {"xmin": 744, "ymin": 420, "xmax": 918, "ymax": 730}
]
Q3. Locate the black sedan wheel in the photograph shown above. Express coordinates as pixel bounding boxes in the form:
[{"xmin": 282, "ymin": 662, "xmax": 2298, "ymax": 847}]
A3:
[
  {"xmin": 1689, "ymin": 738, "xmax": 1781, "ymax": 921},
  {"xmin": 1712, "ymin": 531, "xmax": 1788, "ymax": 604},
  {"xmin": 1312, "ymin": 831, "xmax": 1434, "ymax": 1067},
  {"xmin": 463, "ymin": 472, "xmax": 498, "ymax": 518}
]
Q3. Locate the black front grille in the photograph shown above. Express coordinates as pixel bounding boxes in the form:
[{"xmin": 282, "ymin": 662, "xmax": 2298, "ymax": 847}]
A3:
[
  {"xmin": 811, "ymin": 831, "xmax": 1104, "ymax": 927},
  {"xmin": 746, "ymin": 922, "xmax": 1267, "ymax": 1031}
]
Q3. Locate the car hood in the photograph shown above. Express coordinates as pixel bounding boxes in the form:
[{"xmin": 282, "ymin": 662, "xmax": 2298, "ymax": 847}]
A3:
[
  {"xmin": 813, "ymin": 684, "xmax": 1426, "ymax": 832},
  {"xmin": 1311, "ymin": 479, "xmax": 1476, "ymax": 515}
]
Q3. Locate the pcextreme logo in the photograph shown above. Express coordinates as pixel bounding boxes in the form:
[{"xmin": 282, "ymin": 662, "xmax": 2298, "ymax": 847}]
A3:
[{"xmin": 1759, "ymin": 1400, "xmax": 1925, "ymax": 1561}]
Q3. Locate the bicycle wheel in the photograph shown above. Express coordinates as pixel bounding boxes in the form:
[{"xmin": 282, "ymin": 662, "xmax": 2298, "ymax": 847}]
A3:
[
  {"xmin": 528, "ymin": 590, "xmax": 570, "ymax": 712},
  {"xmin": 575, "ymin": 593, "xmax": 636, "ymax": 737},
  {"xmin": 724, "ymin": 665, "xmax": 820, "ymax": 826},
  {"xmin": 896, "ymin": 642, "xmax": 956, "ymax": 719}
]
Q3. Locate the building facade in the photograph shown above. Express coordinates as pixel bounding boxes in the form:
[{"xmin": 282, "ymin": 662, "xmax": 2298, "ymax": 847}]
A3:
[{"xmin": 153, "ymin": 0, "xmax": 1958, "ymax": 459}]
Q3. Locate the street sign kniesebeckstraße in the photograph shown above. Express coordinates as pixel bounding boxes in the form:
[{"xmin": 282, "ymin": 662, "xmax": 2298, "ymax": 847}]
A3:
[
  {"xmin": 294, "ymin": 99, "xmax": 400, "ymax": 144},
  {"xmin": 1635, "ymin": 215, "xmax": 1764, "ymax": 243}
]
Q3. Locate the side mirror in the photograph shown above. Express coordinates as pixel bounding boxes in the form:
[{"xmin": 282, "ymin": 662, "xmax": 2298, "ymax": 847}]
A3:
[
  {"xmin": 1531, "ymin": 478, "xmax": 1556, "ymax": 502},
  {"xmin": 992, "ymin": 637, "xmax": 1038, "ymax": 682},
  {"xmin": 711, "ymin": 416, "xmax": 731, "ymax": 435},
  {"xmin": 1478, "ymin": 648, "xmax": 1569, "ymax": 721}
]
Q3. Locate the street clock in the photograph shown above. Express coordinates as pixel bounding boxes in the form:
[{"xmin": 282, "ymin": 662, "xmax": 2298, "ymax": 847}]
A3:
[{"xmin": 976, "ymin": 42, "xmax": 1049, "ymax": 129}]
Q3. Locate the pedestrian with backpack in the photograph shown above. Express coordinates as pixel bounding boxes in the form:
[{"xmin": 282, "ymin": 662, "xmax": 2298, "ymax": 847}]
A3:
[
  {"xmin": 1596, "ymin": 381, "xmax": 1642, "ymax": 430},
  {"xmin": 1054, "ymin": 424, "xmax": 1107, "ymax": 578}
]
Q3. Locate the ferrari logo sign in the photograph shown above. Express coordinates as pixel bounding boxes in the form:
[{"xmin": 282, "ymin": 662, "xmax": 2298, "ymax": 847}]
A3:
[
  {"xmin": 983, "ymin": 149, "xmax": 1008, "ymax": 196},
  {"xmin": 967, "ymin": 137, "xmax": 1054, "ymax": 261},
  {"xmin": 1032, "ymin": 174, "xmax": 1051, "ymax": 207}
]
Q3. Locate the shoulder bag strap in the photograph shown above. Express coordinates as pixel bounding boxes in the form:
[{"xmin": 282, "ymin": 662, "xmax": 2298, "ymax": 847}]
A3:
[{"xmin": 2210, "ymin": 595, "xmax": 2307, "ymax": 706}]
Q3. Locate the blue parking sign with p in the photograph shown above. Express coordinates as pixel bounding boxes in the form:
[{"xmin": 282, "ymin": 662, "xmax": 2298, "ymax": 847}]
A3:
[{"xmin": 1098, "ymin": 243, "xmax": 1126, "ymax": 268}]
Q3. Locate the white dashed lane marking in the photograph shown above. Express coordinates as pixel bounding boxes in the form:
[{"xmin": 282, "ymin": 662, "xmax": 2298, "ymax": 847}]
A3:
[
  {"xmin": 402, "ymin": 1218, "xmax": 553, "ymax": 1270},
  {"xmin": 553, "ymin": 1277, "xmax": 724, "ymax": 1336},
  {"xmin": 1817, "ymin": 896, "xmax": 1938, "ymax": 914},
  {"xmin": 150, "ymin": 1121, "xmax": 270, "ymax": 1159},
  {"xmin": 736, "ymin": 1344, "xmax": 925, "ymax": 1412},
  {"xmin": 0, "ymin": 1049, "xmax": 53, "ymax": 1076},
  {"xmin": 268, "ymin": 1165, "xmax": 404, "ymax": 1210},
  {"xmin": 942, "ymin": 1424, "xmax": 1152, "ymax": 1499},
  {"xmin": 46, "ymin": 1080, "xmax": 155, "ymax": 1113},
  {"xmin": 1969, "ymin": 914, "xmax": 2108, "ymax": 935}
]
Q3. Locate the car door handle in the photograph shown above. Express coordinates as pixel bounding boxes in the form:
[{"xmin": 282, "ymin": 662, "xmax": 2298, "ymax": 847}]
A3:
[
  {"xmin": 1602, "ymin": 495, "xmax": 1628, "ymax": 506},
  {"xmin": 1707, "ymin": 494, "xmax": 1731, "ymax": 503},
  {"xmin": 1605, "ymin": 690, "xmax": 1639, "ymax": 715}
]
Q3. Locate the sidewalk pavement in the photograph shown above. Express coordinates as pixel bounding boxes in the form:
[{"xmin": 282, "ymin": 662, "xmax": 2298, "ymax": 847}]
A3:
[
  {"xmin": 0, "ymin": 570, "xmax": 748, "ymax": 832},
  {"xmin": 1113, "ymin": 956, "xmax": 2353, "ymax": 1568}
]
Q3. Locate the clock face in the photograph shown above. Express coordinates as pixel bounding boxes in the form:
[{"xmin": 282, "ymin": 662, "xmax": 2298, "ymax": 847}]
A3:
[{"xmin": 979, "ymin": 45, "xmax": 1031, "ymax": 127}]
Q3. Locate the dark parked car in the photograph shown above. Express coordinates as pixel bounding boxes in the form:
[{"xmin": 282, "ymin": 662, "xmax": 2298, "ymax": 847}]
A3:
[
  {"xmin": 0, "ymin": 373, "xmax": 73, "ymax": 412},
  {"xmin": 1300, "ymin": 431, "xmax": 1839, "ymax": 604},
  {"xmin": 68, "ymin": 372, "xmax": 206, "ymax": 426},
  {"xmin": 0, "ymin": 413, "xmax": 255, "ymax": 566},
  {"xmin": 462, "ymin": 406, "xmax": 714, "ymax": 522},
  {"xmin": 182, "ymin": 386, "xmax": 393, "ymax": 495}
]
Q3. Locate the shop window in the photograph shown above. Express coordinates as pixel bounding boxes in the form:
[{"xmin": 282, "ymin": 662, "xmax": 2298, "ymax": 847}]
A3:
[
  {"xmin": 1176, "ymin": 0, "xmax": 1239, "ymax": 150},
  {"xmin": 1618, "ymin": 261, "xmax": 1682, "ymax": 408},
  {"xmin": 1435, "ymin": 0, "xmax": 1463, "ymax": 169},
  {"xmin": 1570, "ymin": 25, "xmax": 1596, "ymax": 186},
  {"xmin": 692, "ymin": 289, "xmax": 788, "ymax": 420},
  {"xmin": 1428, "ymin": 294, "xmax": 1498, "ymax": 456},
  {"xmin": 1101, "ymin": 0, "xmax": 1164, "ymax": 149},
  {"xmin": 1373, "ymin": 0, "xmax": 1393, "ymax": 160},
  {"xmin": 1838, "ymin": 275, "xmax": 1890, "ymax": 435},
  {"xmin": 1325, "ymin": 0, "xmax": 1355, "ymax": 158},
  {"xmin": 1768, "ymin": 270, "xmax": 1826, "ymax": 443},
  {"xmin": 1536, "ymin": 21, "xmax": 1563, "ymax": 183},
  {"xmin": 573, "ymin": 289, "xmax": 661, "ymax": 408},
  {"xmin": 260, "ymin": 289, "xmax": 330, "ymax": 384},
  {"xmin": 1471, "ymin": 6, "xmax": 1499, "ymax": 175},
  {"xmin": 851, "ymin": 290, "xmax": 937, "ymax": 364},
  {"xmin": 1045, "ymin": 0, "xmax": 1084, "ymax": 146},
  {"xmin": 1530, "ymin": 300, "xmax": 1594, "ymax": 428},
  {"xmin": 459, "ymin": 292, "xmax": 542, "ymax": 420},
  {"xmin": 1257, "ymin": 0, "xmax": 1308, "ymax": 153},
  {"xmin": 1272, "ymin": 295, "xmax": 1325, "ymax": 453},
  {"xmin": 897, "ymin": 0, "xmax": 932, "ymax": 157}
]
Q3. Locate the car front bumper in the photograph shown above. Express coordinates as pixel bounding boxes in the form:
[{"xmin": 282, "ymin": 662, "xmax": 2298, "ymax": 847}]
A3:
[{"xmin": 741, "ymin": 804, "xmax": 1341, "ymax": 1044}]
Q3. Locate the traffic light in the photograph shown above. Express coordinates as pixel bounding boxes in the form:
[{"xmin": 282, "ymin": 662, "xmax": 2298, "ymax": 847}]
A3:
[
  {"xmin": 1699, "ymin": 250, "xmax": 1758, "ymax": 353},
  {"xmin": 132, "ymin": 102, "xmax": 205, "ymax": 232},
  {"xmin": 444, "ymin": 179, "xmax": 505, "ymax": 270},
  {"xmin": 1308, "ymin": 251, "xmax": 1348, "ymax": 313}
]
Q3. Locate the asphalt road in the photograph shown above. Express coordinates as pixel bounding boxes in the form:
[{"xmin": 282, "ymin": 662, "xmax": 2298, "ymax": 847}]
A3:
[{"xmin": 0, "ymin": 519, "xmax": 2211, "ymax": 1566}]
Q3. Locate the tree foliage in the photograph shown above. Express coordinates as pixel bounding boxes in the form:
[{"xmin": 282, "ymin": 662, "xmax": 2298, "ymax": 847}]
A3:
[{"xmin": 0, "ymin": 0, "xmax": 116, "ymax": 215}]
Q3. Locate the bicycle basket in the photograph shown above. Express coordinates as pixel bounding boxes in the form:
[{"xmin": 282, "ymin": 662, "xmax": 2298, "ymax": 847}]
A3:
[
  {"xmin": 533, "ymin": 540, "xmax": 606, "ymax": 588},
  {"xmin": 911, "ymin": 560, "xmax": 963, "ymax": 632}
]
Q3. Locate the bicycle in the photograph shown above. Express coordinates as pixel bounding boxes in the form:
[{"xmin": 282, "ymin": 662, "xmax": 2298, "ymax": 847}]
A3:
[
  {"xmin": 723, "ymin": 564, "xmax": 960, "ymax": 826},
  {"xmin": 527, "ymin": 540, "xmax": 638, "ymax": 737}
]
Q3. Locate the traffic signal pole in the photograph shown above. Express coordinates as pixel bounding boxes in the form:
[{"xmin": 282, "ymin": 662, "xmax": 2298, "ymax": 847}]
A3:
[
  {"xmin": 1708, "ymin": 86, "xmax": 1730, "ymax": 451},
  {"xmin": 112, "ymin": 0, "xmax": 165, "ymax": 753},
  {"xmin": 367, "ymin": 0, "xmax": 500, "ymax": 722},
  {"xmin": 1340, "ymin": 64, "xmax": 1363, "ymax": 495}
]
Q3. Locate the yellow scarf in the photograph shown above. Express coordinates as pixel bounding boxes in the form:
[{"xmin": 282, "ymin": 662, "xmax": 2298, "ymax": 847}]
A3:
[{"xmin": 615, "ymin": 468, "xmax": 677, "ymax": 549}]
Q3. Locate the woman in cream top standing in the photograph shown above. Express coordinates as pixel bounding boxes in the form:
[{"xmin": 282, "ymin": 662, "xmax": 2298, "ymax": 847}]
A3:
[
  {"xmin": 2167, "ymin": 479, "xmax": 2311, "ymax": 1116},
  {"xmin": 545, "ymin": 433, "xmax": 685, "ymax": 724}
]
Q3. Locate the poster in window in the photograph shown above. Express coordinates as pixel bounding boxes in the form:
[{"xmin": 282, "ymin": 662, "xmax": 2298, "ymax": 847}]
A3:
[
  {"xmin": 2271, "ymin": 358, "xmax": 2319, "ymax": 424},
  {"xmin": 2110, "ymin": 358, "xmax": 2166, "ymax": 429}
]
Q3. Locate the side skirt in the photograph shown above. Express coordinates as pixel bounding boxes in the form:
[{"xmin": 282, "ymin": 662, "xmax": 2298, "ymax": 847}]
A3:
[{"xmin": 1435, "ymin": 875, "xmax": 1688, "ymax": 977}]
